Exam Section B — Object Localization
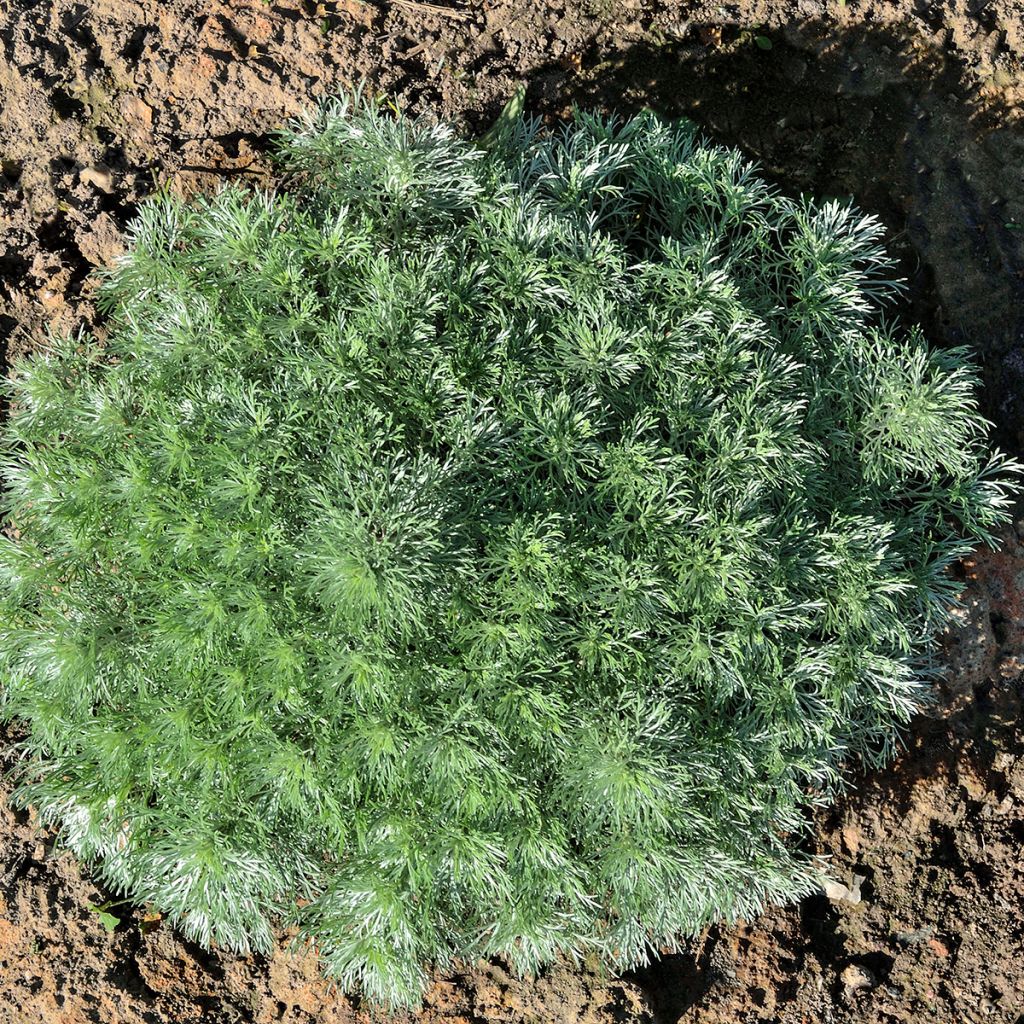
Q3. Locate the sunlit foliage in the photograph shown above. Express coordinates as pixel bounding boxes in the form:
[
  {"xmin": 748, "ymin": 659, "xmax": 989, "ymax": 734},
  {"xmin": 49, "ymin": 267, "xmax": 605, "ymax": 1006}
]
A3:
[{"xmin": 0, "ymin": 94, "xmax": 1016, "ymax": 1005}]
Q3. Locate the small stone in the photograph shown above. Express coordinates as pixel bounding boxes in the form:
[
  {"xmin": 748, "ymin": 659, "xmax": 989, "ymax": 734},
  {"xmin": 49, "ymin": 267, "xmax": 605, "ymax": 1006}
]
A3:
[
  {"xmin": 77, "ymin": 213, "xmax": 125, "ymax": 267},
  {"xmin": 80, "ymin": 163, "xmax": 113, "ymax": 193},
  {"xmin": 926, "ymin": 937, "xmax": 950, "ymax": 957},
  {"xmin": 842, "ymin": 822, "xmax": 862, "ymax": 855},
  {"xmin": 119, "ymin": 94, "xmax": 153, "ymax": 129},
  {"xmin": 841, "ymin": 963, "xmax": 876, "ymax": 998},
  {"xmin": 822, "ymin": 872, "xmax": 866, "ymax": 904}
]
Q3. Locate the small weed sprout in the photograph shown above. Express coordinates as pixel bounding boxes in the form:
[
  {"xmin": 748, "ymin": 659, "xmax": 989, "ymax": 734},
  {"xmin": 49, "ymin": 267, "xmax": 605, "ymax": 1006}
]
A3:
[{"xmin": 0, "ymin": 95, "xmax": 1017, "ymax": 1006}]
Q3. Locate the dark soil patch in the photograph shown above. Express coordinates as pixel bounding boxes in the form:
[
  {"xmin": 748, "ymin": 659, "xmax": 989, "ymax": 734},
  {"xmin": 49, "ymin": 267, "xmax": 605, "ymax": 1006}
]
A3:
[{"xmin": 1, "ymin": 1, "xmax": 1023, "ymax": 1022}]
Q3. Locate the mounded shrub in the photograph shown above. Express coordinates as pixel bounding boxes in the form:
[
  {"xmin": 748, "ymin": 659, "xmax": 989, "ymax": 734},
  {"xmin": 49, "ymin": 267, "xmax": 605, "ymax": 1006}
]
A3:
[{"xmin": 0, "ymin": 95, "xmax": 1017, "ymax": 1004}]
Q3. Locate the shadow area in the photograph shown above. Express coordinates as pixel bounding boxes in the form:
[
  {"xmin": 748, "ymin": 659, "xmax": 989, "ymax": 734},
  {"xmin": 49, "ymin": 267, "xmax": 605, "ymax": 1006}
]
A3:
[{"xmin": 518, "ymin": 19, "xmax": 1024, "ymax": 459}]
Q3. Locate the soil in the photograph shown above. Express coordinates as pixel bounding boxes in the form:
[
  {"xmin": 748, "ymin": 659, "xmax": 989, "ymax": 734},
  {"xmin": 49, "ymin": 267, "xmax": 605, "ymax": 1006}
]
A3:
[{"xmin": 1, "ymin": 0, "xmax": 1023, "ymax": 1022}]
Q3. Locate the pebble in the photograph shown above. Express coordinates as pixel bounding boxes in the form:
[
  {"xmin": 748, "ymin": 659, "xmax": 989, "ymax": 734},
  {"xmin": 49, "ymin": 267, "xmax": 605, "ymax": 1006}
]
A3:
[
  {"xmin": 822, "ymin": 872, "xmax": 866, "ymax": 904},
  {"xmin": 80, "ymin": 163, "xmax": 113, "ymax": 193},
  {"xmin": 841, "ymin": 963, "xmax": 876, "ymax": 999}
]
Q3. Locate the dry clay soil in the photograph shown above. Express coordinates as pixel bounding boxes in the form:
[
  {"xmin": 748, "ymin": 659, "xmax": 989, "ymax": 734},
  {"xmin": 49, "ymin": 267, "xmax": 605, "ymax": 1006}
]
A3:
[{"xmin": 1, "ymin": 1, "xmax": 1024, "ymax": 1022}]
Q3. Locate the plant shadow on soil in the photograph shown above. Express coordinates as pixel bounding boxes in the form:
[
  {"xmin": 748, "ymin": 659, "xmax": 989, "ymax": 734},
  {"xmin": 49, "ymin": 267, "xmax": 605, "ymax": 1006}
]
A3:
[{"xmin": 518, "ymin": 20, "xmax": 1024, "ymax": 459}]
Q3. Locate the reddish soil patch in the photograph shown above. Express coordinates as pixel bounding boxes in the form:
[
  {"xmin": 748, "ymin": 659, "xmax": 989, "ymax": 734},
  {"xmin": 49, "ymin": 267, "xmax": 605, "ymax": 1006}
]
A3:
[{"xmin": 1, "ymin": 2, "xmax": 1023, "ymax": 1022}]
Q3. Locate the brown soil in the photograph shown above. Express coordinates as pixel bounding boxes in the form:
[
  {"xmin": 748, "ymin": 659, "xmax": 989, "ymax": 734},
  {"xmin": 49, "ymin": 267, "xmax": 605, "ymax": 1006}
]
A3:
[{"xmin": 1, "ymin": 1, "xmax": 1023, "ymax": 1022}]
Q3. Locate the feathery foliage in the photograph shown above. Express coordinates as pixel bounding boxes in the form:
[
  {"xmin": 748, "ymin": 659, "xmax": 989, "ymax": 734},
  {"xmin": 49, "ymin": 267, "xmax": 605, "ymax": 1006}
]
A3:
[{"xmin": 0, "ymin": 94, "xmax": 1017, "ymax": 1005}]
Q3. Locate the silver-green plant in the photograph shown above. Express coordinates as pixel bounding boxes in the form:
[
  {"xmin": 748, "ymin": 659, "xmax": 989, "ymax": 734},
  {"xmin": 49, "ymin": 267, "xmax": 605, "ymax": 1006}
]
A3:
[{"xmin": 0, "ymin": 94, "xmax": 1016, "ymax": 1005}]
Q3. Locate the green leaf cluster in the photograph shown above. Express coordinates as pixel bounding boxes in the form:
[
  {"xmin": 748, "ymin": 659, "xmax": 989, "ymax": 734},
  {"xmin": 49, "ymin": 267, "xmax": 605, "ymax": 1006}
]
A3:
[{"xmin": 0, "ymin": 94, "xmax": 1016, "ymax": 1005}]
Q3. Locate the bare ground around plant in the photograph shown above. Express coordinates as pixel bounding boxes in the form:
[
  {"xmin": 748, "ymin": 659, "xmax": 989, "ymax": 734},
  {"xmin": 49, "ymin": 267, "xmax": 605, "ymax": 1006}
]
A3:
[{"xmin": 1, "ymin": 1, "xmax": 1023, "ymax": 1022}]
